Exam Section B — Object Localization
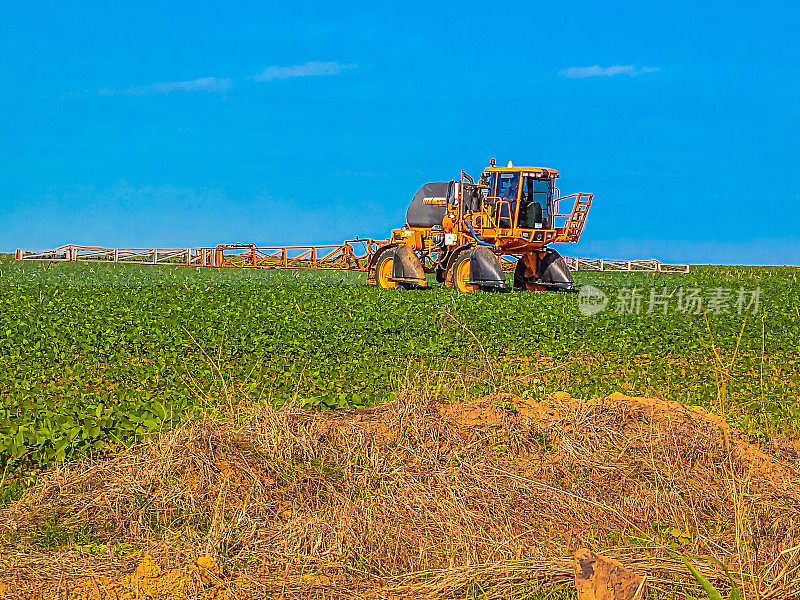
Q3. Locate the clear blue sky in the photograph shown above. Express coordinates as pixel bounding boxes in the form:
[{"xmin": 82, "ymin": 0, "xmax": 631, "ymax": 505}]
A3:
[{"xmin": 2, "ymin": 1, "xmax": 799, "ymax": 264}]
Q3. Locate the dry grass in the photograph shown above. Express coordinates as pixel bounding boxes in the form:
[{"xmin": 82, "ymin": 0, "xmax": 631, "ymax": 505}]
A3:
[{"xmin": 0, "ymin": 389, "xmax": 798, "ymax": 599}]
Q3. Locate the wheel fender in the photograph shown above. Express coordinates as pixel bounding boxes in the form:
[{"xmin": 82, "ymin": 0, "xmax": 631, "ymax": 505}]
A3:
[
  {"xmin": 538, "ymin": 248, "xmax": 575, "ymax": 290},
  {"xmin": 468, "ymin": 245, "xmax": 508, "ymax": 289},
  {"xmin": 391, "ymin": 244, "xmax": 427, "ymax": 287}
]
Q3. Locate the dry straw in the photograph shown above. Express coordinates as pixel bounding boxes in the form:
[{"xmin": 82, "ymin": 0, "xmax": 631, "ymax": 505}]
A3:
[{"xmin": 0, "ymin": 388, "xmax": 798, "ymax": 599}]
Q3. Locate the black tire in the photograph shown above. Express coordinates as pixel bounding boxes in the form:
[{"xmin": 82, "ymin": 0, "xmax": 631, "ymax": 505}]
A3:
[
  {"xmin": 513, "ymin": 259, "xmax": 527, "ymax": 289},
  {"xmin": 514, "ymin": 254, "xmax": 539, "ymax": 289},
  {"xmin": 449, "ymin": 250, "xmax": 479, "ymax": 293},
  {"xmin": 513, "ymin": 254, "xmax": 549, "ymax": 292}
]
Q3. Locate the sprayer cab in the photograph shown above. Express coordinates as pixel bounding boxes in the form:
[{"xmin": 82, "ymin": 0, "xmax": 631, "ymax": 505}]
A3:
[
  {"xmin": 451, "ymin": 160, "xmax": 593, "ymax": 253},
  {"xmin": 475, "ymin": 164, "xmax": 559, "ymax": 245}
]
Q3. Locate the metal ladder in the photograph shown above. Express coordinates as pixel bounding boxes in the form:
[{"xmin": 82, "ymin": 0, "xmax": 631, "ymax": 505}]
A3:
[{"xmin": 560, "ymin": 193, "xmax": 593, "ymax": 242}]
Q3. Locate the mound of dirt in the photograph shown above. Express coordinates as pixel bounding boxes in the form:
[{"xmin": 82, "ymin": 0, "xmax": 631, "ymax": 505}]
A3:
[
  {"xmin": 1, "ymin": 392, "xmax": 798, "ymax": 599},
  {"xmin": 1, "ymin": 555, "xmax": 234, "ymax": 600}
]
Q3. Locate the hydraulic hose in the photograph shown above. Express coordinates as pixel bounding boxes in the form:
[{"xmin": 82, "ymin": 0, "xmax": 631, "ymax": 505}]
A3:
[{"xmin": 465, "ymin": 220, "xmax": 494, "ymax": 247}]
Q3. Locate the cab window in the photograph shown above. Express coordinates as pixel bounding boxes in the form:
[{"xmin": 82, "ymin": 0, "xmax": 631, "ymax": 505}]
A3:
[
  {"xmin": 496, "ymin": 173, "xmax": 520, "ymax": 200},
  {"xmin": 520, "ymin": 176, "xmax": 551, "ymax": 228}
]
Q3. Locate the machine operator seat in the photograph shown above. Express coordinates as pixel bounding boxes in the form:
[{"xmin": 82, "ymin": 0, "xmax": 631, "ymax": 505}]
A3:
[{"xmin": 520, "ymin": 201, "xmax": 543, "ymax": 228}]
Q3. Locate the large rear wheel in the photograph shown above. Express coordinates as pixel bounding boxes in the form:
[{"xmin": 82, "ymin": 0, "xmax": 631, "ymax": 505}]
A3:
[
  {"xmin": 451, "ymin": 252, "xmax": 478, "ymax": 293},
  {"xmin": 375, "ymin": 252, "xmax": 398, "ymax": 289},
  {"xmin": 514, "ymin": 254, "xmax": 545, "ymax": 292}
]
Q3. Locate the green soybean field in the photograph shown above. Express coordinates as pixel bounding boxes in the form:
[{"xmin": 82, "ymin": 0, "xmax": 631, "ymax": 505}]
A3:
[{"xmin": 1, "ymin": 254, "xmax": 798, "ymax": 476}]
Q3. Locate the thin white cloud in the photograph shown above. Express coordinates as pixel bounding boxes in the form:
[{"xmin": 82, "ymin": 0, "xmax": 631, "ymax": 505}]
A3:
[
  {"xmin": 97, "ymin": 62, "xmax": 354, "ymax": 97},
  {"xmin": 559, "ymin": 65, "xmax": 660, "ymax": 78},
  {"xmin": 252, "ymin": 61, "xmax": 355, "ymax": 82},
  {"xmin": 99, "ymin": 76, "xmax": 232, "ymax": 96}
]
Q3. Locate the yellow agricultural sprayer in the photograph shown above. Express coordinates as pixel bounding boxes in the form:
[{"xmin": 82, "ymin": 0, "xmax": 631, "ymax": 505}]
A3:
[
  {"xmin": 15, "ymin": 159, "xmax": 689, "ymax": 287},
  {"xmin": 367, "ymin": 158, "xmax": 592, "ymax": 292}
]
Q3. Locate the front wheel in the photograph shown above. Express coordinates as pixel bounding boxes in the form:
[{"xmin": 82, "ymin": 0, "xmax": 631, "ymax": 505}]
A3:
[
  {"xmin": 451, "ymin": 251, "xmax": 478, "ymax": 293},
  {"xmin": 513, "ymin": 254, "xmax": 545, "ymax": 292}
]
